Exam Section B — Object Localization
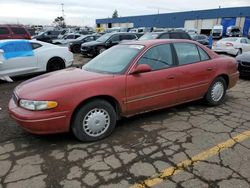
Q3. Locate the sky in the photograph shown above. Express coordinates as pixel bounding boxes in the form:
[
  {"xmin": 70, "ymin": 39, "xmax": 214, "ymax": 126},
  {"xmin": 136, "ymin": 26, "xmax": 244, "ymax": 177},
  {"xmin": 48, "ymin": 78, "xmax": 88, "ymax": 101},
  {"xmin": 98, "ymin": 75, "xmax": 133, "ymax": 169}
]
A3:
[{"xmin": 0, "ymin": 0, "xmax": 249, "ymax": 27}]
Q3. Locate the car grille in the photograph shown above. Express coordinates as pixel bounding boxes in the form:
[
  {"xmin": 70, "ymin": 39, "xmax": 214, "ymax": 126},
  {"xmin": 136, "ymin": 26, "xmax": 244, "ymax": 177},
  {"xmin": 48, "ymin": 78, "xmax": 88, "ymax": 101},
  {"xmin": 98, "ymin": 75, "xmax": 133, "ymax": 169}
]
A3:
[
  {"xmin": 241, "ymin": 61, "xmax": 250, "ymax": 67},
  {"xmin": 212, "ymin": 33, "xmax": 220, "ymax": 36},
  {"xmin": 12, "ymin": 92, "xmax": 19, "ymax": 105},
  {"xmin": 81, "ymin": 46, "xmax": 88, "ymax": 50}
]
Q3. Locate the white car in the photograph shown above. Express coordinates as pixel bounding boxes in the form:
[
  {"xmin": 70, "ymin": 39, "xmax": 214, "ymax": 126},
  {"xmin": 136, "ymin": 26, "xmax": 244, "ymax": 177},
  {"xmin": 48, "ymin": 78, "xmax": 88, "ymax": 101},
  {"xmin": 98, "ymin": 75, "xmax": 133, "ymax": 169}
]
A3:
[
  {"xmin": 212, "ymin": 37, "xmax": 250, "ymax": 56},
  {"xmin": 52, "ymin": 34, "xmax": 82, "ymax": 45},
  {"xmin": 0, "ymin": 40, "xmax": 73, "ymax": 78}
]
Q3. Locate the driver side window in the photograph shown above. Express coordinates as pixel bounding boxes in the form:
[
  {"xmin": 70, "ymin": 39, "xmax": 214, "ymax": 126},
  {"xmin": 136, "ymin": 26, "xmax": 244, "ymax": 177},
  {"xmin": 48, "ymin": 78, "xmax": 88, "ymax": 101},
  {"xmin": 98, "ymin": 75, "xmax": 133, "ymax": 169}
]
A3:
[
  {"xmin": 109, "ymin": 35, "xmax": 120, "ymax": 43},
  {"xmin": 137, "ymin": 44, "xmax": 173, "ymax": 71}
]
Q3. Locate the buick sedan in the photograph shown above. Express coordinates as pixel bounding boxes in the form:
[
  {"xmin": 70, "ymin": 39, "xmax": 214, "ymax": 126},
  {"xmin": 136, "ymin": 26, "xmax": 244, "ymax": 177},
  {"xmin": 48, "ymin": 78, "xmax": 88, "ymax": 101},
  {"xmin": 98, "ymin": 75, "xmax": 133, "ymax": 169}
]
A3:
[{"xmin": 9, "ymin": 39, "xmax": 239, "ymax": 142}]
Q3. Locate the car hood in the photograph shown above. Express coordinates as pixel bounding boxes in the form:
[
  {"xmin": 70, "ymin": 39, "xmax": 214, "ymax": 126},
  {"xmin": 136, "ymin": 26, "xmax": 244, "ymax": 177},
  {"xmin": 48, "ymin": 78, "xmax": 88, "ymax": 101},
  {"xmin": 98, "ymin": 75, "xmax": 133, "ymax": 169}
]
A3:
[
  {"xmin": 15, "ymin": 67, "xmax": 113, "ymax": 97},
  {"xmin": 82, "ymin": 40, "xmax": 103, "ymax": 47}
]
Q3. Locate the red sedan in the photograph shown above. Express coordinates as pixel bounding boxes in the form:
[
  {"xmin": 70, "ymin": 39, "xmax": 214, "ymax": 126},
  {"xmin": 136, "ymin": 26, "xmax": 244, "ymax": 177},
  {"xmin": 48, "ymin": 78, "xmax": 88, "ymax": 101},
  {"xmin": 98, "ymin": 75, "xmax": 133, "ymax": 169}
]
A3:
[{"xmin": 9, "ymin": 39, "xmax": 239, "ymax": 142}]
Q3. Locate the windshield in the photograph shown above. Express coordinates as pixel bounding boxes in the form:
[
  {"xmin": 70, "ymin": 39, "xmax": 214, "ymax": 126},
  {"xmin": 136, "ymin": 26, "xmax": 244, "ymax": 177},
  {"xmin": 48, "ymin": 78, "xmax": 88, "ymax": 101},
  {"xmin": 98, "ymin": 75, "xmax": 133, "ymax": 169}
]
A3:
[
  {"xmin": 139, "ymin": 33, "xmax": 159, "ymax": 40},
  {"xmin": 83, "ymin": 45, "xmax": 144, "ymax": 74},
  {"xmin": 96, "ymin": 33, "xmax": 113, "ymax": 42}
]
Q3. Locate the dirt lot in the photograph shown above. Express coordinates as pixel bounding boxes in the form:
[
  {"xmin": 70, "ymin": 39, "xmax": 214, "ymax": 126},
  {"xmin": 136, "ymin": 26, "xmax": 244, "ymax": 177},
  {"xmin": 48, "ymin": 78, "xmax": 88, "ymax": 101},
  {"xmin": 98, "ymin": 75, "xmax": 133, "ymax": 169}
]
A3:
[{"xmin": 0, "ymin": 54, "xmax": 250, "ymax": 188}]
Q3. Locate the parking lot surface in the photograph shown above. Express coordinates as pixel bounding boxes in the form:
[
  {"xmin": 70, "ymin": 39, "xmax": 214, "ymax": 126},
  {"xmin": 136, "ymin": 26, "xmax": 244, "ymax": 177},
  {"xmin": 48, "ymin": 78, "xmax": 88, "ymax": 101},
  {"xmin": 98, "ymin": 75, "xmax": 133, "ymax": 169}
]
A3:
[{"xmin": 0, "ymin": 56, "xmax": 250, "ymax": 188}]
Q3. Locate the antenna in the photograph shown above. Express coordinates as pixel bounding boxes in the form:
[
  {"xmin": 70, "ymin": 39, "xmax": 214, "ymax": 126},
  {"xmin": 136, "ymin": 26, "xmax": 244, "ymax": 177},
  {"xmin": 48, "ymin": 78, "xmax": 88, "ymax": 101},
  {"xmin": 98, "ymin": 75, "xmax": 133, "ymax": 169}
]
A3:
[{"xmin": 61, "ymin": 3, "xmax": 65, "ymax": 18}]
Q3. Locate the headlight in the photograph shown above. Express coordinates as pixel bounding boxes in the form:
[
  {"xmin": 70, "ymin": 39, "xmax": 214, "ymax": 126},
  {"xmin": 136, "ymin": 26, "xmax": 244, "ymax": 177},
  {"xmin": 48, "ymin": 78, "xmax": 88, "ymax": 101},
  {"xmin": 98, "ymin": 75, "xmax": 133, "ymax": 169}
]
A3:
[{"xmin": 19, "ymin": 99, "xmax": 58, "ymax": 111}]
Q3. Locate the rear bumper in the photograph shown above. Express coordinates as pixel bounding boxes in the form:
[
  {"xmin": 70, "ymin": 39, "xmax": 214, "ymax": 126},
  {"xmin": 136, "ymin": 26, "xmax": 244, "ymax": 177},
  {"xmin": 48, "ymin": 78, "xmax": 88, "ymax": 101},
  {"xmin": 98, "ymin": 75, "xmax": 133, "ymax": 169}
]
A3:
[
  {"xmin": 212, "ymin": 47, "xmax": 238, "ymax": 56},
  {"xmin": 8, "ymin": 98, "xmax": 71, "ymax": 134},
  {"xmin": 228, "ymin": 72, "xmax": 239, "ymax": 89}
]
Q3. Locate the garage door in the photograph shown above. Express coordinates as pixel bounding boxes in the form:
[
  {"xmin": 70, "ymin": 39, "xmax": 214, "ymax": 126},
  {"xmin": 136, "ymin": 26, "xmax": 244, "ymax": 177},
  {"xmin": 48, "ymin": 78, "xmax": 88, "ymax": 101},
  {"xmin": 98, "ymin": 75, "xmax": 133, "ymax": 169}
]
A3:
[
  {"xmin": 243, "ymin": 17, "xmax": 250, "ymax": 37},
  {"xmin": 201, "ymin": 19, "xmax": 215, "ymax": 29},
  {"xmin": 221, "ymin": 17, "xmax": 236, "ymax": 35},
  {"xmin": 184, "ymin": 20, "xmax": 196, "ymax": 29}
]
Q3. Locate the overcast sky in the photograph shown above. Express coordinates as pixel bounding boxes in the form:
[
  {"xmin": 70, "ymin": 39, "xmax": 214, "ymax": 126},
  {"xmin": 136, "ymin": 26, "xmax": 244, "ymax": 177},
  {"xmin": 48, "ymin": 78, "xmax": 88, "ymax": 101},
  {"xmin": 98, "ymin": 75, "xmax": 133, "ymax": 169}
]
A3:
[{"xmin": 0, "ymin": 0, "xmax": 249, "ymax": 27}]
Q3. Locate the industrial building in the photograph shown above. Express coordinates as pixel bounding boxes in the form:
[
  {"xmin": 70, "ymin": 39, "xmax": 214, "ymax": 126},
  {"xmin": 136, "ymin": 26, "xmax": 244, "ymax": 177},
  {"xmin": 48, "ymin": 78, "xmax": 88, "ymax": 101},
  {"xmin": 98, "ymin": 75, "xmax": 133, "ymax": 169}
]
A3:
[{"xmin": 96, "ymin": 6, "xmax": 250, "ymax": 36}]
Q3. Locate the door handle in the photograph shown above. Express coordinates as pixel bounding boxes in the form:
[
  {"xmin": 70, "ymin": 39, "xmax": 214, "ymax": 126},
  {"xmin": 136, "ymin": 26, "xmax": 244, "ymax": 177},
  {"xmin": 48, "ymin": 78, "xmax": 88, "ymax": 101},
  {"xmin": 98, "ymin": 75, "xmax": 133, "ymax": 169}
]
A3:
[{"xmin": 207, "ymin": 67, "xmax": 213, "ymax": 71}]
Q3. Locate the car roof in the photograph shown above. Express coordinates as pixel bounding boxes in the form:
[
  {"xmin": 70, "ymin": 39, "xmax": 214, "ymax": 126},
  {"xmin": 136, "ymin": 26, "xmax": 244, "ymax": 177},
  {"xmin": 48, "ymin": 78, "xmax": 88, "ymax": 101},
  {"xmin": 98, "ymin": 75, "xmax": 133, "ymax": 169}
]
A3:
[{"xmin": 121, "ymin": 39, "xmax": 197, "ymax": 47}]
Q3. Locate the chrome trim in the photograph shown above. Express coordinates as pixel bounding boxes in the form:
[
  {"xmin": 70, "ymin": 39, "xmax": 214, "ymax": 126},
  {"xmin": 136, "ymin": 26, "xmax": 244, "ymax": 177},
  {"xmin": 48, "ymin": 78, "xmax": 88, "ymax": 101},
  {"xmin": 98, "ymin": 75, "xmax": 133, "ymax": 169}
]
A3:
[{"xmin": 11, "ymin": 115, "xmax": 66, "ymax": 123}]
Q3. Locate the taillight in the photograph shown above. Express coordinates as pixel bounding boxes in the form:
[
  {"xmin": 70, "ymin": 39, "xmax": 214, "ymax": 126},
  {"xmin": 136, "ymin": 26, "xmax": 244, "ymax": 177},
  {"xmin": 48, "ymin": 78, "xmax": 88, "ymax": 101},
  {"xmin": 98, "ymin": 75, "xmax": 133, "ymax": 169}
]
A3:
[{"xmin": 226, "ymin": 42, "xmax": 233, "ymax": 47}]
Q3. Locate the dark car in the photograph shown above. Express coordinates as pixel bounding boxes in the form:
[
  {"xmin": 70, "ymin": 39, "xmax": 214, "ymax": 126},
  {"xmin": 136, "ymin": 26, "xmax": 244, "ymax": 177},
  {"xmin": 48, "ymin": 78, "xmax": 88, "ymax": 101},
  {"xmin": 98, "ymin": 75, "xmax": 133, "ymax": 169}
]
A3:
[
  {"xmin": 33, "ymin": 30, "xmax": 61, "ymax": 43},
  {"xmin": 236, "ymin": 52, "xmax": 250, "ymax": 77},
  {"xmin": 0, "ymin": 24, "xmax": 31, "ymax": 40},
  {"xmin": 81, "ymin": 32, "xmax": 138, "ymax": 57},
  {"xmin": 191, "ymin": 34, "xmax": 209, "ymax": 45},
  {"xmin": 226, "ymin": 26, "xmax": 242, "ymax": 37},
  {"xmin": 69, "ymin": 34, "xmax": 100, "ymax": 53},
  {"xmin": 139, "ymin": 31, "xmax": 192, "ymax": 40}
]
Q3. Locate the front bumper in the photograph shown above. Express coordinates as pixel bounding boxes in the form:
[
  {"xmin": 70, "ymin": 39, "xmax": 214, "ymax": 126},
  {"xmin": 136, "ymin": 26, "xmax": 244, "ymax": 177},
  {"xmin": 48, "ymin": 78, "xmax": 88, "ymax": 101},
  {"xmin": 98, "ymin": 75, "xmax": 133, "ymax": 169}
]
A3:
[
  {"xmin": 228, "ymin": 72, "xmax": 240, "ymax": 89},
  {"xmin": 80, "ymin": 47, "xmax": 96, "ymax": 56},
  {"xmin": 8, "ymin": 98, "xmax": 71, "ymax": 134},
  {"xmin": 238, "ymin": 62, "xmax": 250, "ymax": 76}
]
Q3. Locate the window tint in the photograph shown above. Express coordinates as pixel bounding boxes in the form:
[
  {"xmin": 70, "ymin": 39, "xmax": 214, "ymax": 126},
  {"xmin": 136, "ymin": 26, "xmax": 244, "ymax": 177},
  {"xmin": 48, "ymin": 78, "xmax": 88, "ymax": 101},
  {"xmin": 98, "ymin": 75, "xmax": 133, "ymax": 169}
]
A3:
[
  {"xmin": 138, "ymin": 44, "xmax": 173, "ymax": 70},
  {"xmin": 66, "ymin": 35, "xmax": 75, "ymax": 39},
  {"xmin": 121, "ymin": 34, "xmax": 136, "ymax": 40},
  {"xmin": 0, "ymin": 27, "xmax": 10, "ymax": 34},
  {"xmin": 198, "ymin": 46, "xmax": 210, "ymax": 61},
  {"xmin": 31, "ymin": 42, "xmax": 42, "ymax": 50},
  {"xmin": 180, "ymin": 33, "xmax": 191, "ymax": 39},
  {"xmin": 11, "ymin": 27, "xmax": 27, "ymax": 34},
  {"xmin": 85, "ymin": 36, "xmax": 94, "ymax": 42},
  {"xmin": 241, "ymin": 39, "xmax": 248, "ymax": 44},
  {"xmin": 110, "ymin": 35, "xmax": 120, "ymax": 42},
  {"xmin": 174, "ymin": 43, "xmax": 200, "ymax": 65},
  {"xmin": 159, "ymin": 33, "xmax": 170, "ymax": 39}
]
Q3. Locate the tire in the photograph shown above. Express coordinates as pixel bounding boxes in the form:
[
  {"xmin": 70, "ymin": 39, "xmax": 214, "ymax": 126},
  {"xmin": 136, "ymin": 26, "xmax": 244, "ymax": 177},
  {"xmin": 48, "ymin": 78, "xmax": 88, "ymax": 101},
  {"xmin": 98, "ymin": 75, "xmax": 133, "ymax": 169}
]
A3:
[
  {"xmin": 72, "ymin": 45, "xmax": 80, "ymax": 53},
  {"xmin": 47, "ymin": 58, "xmax": 65, "ymax": 72},
  {"xmin": 71, "ymin": 99, "xmax": 117, "ymax": 142},
  {"xmin": 236, "ymin": 49, "xmax": 242, "ymax": 56},
  {"xmin": 98, "ymin": 47, "xmax": 106, "ymax": 54},
  {"xmin": 205, "ymin": 77, "xmax": 227, "ymax": 106}
]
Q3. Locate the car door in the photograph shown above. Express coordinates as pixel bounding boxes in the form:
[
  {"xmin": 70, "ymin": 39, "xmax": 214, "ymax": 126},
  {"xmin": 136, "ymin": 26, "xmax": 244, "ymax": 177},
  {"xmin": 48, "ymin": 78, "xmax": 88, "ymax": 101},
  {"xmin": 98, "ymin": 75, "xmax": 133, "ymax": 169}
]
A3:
[
  {"xmin": 126, "ymin": 44, "xmax": 180, "ymax": 115},
  {"xmin": 106, "ymin": 35, "xmax": 120, "ymax": 48},
  {"xmin": 0, "ymin": 40, "xmax": 37, "ymax": 76},
  {"xmin": 173, "ymin": 42, "xmax": 215, "ymax": 102}
]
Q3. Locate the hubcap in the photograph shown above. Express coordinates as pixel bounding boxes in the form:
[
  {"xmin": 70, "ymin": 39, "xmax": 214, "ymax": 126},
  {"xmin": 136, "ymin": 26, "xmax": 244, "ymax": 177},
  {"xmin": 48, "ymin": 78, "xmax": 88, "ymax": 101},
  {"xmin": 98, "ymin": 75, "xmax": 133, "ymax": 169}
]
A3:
[
  {"xmin": 211, "ymin": 82, "xmax": 224, "ymax": 102},
  {"xmin": 83, "ymin": 108, "xmax": 110, "ymax": 137}
]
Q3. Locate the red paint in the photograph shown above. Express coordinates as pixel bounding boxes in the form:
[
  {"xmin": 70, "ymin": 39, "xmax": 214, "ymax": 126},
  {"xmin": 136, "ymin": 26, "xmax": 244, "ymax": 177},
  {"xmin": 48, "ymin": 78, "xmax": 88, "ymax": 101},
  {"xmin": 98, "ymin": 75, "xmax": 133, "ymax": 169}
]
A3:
[{"xmin": 8, "ymin": 40, "xmax": 239, "ymax": 134}]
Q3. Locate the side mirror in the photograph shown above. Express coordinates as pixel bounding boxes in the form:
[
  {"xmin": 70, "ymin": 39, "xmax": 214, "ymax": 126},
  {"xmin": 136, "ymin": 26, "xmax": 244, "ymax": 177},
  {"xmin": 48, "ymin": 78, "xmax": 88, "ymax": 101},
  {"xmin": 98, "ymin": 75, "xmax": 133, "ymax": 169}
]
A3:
[{"xmin": 130, "ymin": 64, "xmax": 152, "ymax": 74}]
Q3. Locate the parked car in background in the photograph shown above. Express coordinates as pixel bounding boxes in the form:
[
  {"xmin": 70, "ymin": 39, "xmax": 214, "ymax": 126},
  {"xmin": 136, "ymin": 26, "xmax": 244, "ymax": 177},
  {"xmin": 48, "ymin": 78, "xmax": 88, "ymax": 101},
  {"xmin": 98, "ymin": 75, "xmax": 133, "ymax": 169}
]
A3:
[
  {"xmin": 9, "ymin": 39, "xmax": 239, "ymax": 142},
  {"xmin": 0, "ymin": 40, "xmax": 73, "ymax": 78},
  {"xmin": 226, "ymin": 26, "xmax": 242, "ymax": 37},
  {"xmin": 139, "ymin": 31, "xmax": 192, "ymax": 40},
  {"xmin": 191, "ymin": 34, "xmax": 209, "ymax": 45},
  {"xmin": 236, "ymin": 52, "xmax": 250, "ymax": 76},
  {"xmin": 81, "ymin": 32, "xmax": 138, "ymax": 57},
  {"xmin": 33, "ymin": 30, "xmax": 62, "ymax": 43},
  {"xmin": 0, "ymin": 25, "xmax": 31, "ymax": 40},
  {"xmin": 212, "ymin": 25, "xmax": 223, "ymax": 39},
  {"xmin": 69, "ymin": 34, "xmax": 100, "ymax": 53},
  {"xmin": 212, "ymin": 37, "xmax": 250, "ymax": 56},
  {"xmin": 52, "ymin": 34, "xmax": 82, "ymax": 45}
]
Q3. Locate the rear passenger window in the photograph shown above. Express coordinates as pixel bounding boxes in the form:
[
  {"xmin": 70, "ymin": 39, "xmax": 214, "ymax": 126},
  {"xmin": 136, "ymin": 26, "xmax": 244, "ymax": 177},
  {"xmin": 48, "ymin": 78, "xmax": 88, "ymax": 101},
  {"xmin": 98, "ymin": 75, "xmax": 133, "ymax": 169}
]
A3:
[
  {"xmin": 137, "ymin": 44, "xmax": 173, "ymax": 70},
  {"xmin": 174, "ymin": 43, "xmax": 200, "ymax": 65},
  {"xmin": 11, "ymin": 27, "xmax": 27, "ymax": 34},
  {"xmin": 31, "ymin": 42, "xmax": 42, "ymax": 50},
  {"xmin": 0, "ymin": 27, "xmax": 10, "ymax": 34},
  {"xmin": 198, "ymin": 46, "xmax": 210, "ymax": 61},
  {"xmin": 159, "ymin": 33, "xmax": 170, "ymax": 39}
]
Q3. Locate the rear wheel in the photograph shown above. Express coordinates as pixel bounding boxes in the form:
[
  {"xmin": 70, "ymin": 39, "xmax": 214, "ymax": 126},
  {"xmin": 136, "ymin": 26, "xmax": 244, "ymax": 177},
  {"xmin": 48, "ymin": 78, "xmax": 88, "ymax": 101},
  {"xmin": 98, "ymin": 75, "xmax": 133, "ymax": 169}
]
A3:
[
  {"xmin": 46, "ymin": 58, "xmax": 65, "ymax": 72},
  {"xmin": 71, "ymin": 99, "xmax": 117, "ymax": 142},
  {"xmin": 205, "ymin": 77, "xmax": 227, "ymax": 106}
]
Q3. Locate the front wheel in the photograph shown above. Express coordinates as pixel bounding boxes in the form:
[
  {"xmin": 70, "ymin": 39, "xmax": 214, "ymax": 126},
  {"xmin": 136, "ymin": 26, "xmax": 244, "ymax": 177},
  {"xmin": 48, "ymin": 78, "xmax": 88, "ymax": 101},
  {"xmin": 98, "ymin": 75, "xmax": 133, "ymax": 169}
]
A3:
[
  {"xmin": 71, "ymin": 99, "xmax": 117, "ymax": 142},
  {"xmin": 205, "ymin": 77, "xmax": 227, "ymax": 106}
]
